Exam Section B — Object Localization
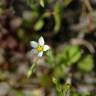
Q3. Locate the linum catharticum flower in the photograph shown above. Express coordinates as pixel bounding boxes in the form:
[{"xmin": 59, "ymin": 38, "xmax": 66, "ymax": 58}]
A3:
[{"xmin": 30, "ymin": 36, "xmax": 50, "ymax": 57}]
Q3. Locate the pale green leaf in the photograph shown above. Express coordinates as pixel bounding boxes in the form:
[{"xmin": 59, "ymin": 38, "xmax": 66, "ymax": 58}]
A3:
[
  {"xmin": 68, "ymin": 45, "xmax": 81, "ymax": 65},
  {"xmin": 78, "ymin": 55, "xmax": 94, "ymax": 72},
  {"xmin": 54, "ymin": 3, "xmax": 62, "ymax": 33},
  {"xmin": 57, "ymin": 45, "xmax": 81, "ymax": 66},
  {"xmin": 40, "ymin": 0, "xmax": 45, "ymax": 7},
  {"xmin": 34, "ymin": 19, "xmax": 44, "ymax": 31}
]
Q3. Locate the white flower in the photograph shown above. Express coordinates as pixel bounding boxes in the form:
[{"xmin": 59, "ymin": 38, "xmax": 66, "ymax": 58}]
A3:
[{"xmin": 30, "ymin": 36, "xmax": 50, "ymax": 57}]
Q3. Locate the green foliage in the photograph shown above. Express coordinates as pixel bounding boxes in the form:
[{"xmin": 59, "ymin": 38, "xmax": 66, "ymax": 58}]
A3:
[
  {"xmin": 78, "ymin": 55, "xmax": 94, "ymax": 72},
  {"xmin": 63, "ymin": 0, "xmax": 72, "ymax": 7},
  {"xmin": 27, "ymin": 0, "xmax": 45, "ymax": 8},
  {"xmin": 53, "ymin": 3, "xmax": 63, "ymax": 33},
  {"xmin": 0, "ymin": 0, "xmax": 96, "ymax": 96},
  {"xmin": 66, "ymin": 45, "xmax": 82, "ymax": 65},
  {"xmin": 0, "ymin": 0, "xmax": 6, "ymax": 15},
  {"xmin": 39, "ymin": 75, "xmax": 52, "ymax": 87},
  {"xmin": 53, "ymin": 65, "xmax": 66, "ymax": 78},
  {"xmin": 40, "ymin": 0, "xmax": 45, "ymax": 7},
  {"xmin": 52, "ymin": 77, "xmax": 71, "ymax": 96},
  {"xmin": 26, "ymin": 0, "xmax": 64, "ymax": 33},
  {"xmin": 57, "ymin": 45, "xmax": 82, "ymax": 66},
  {"xmin": 71, "ymin": 92, "xmax": 92, "ymax": 96},
  {"xmin": 26, "ymin": 0, "xmax": 35, "ymax": 9},
  {"xmin": 16, "ymin": 91, "xmax": 24, "ymax": 96},
  {"xmin": 52, "ymin": 77, "xmax": 63, "ymax": 96},
  {"xmin": 34, "ymin": 19, "xmax": 44, "ymax": 31},
  {"xmin": 46, "ymin": 50, "xmax": 55, "ymax": 67}
]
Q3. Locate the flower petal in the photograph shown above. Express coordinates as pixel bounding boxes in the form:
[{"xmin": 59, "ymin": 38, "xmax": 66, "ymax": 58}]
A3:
[
  {"xmin": 38, "ymin": 36, "xmax": 44, "ymax": 45},
  {"xmin": 38, "ymin": 52, "xmax": 43, "ymax": 57},
  {"xmin": 44, "ymin": 45, "xmax": 50, "ymax": 51},
  {"xmin": 30, "ymin": 41, "xmax": 38, "ymax": 48},
  {"xmin": 32, "ymin": 49, "xmax": 38, "ymax": 54}
]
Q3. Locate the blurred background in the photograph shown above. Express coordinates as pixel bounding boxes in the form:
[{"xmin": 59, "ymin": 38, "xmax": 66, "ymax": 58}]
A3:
[{"xmin": 0, "ymin": 0, "xmax": 96, "ymax": 96}]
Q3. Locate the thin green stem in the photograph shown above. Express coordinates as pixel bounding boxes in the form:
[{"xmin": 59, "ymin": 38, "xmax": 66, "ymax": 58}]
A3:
[
  {"xmin": 27, "ymin": 63, "xmax": 36, "ymax": 78},
  {"xmin": 27, "ymin": 57, "xmax": 39, "ymax": 78}
]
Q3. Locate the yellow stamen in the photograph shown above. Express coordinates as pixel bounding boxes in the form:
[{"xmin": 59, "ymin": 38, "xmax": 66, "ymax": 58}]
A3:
[{"xmin": 36, "ymin": 45, "xmax": 44, "ymax": 52}]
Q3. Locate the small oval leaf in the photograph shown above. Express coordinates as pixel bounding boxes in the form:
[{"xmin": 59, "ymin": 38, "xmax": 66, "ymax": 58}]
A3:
[
  {"xmin": 40, "ymin": 0, "xmax": 45, "ymax": 7},
  {"xmin": 34, "ymin": 19, "xmax": 44, "ymax": 31}
]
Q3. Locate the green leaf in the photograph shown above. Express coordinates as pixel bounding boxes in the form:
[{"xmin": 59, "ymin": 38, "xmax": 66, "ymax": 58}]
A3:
[
  {"xmin": 63, "ymin": 83, "xmax": 71, "ymax": 96},
  {"xmin": 57, "ymin": 45, "xmax": 81, "ymax": 66},
  {"xmin": 53, "ymin": 3, "xmax": 62, "ymax": 33},
  {"xmin": 71, "ymin": 92, "xmax": 78, "ymax": 96},
  {"xmin": 26, "ymin": 0, "xmax": 38, "ymax": 10},
  {"xmin": 63, "ymin": 0, "xmax": 72, "ymax": 7},
  {"xmin": 53, "ymin": 65, "xmax": 66, "ymax": 78},
  {"xmin": 16, "ymin": 91, "xmax": 24, "ymax": 96},
  {"xmin": 34, "ymin": 19, "xmax": 44, "ymax": 31},
  {"xmin": 68, "ymin": 45, "xmax": 81, "ymax": 65},
  {"xmin": 46, "ymin": 50, "xmax": 54, "ymax": 66},
  {"xmin": 26, "ymin": 0, "xmax": 34, "ymax": 8},
  {"xmin": 78, "ymin": 55, "xmax": 94, "ymax": 72},
  {"xmin": 52, "ymin": 77, "xmax": 58, "ymax": 84},
  {"xmin": 53, "ymin": 78, "xmax": 61, "ymax": 90},
  {"xmin": 54, "ymin": 13, "xmax": 61, "ymax": 33},
  {"xmin": 40, "ymin": 0, "xmax": 45, "ymax": 7}
]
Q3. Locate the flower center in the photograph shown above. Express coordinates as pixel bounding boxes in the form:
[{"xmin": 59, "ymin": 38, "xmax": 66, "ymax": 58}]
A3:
[{"xmin": 36, "ymin": 45, "xmax": 44, "ymax": 52}]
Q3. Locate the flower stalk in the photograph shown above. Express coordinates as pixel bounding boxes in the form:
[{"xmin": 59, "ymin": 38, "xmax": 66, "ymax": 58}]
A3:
[{"xmin": 27, "ymin": 36, "xmax": 50, "ymax": 78}]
